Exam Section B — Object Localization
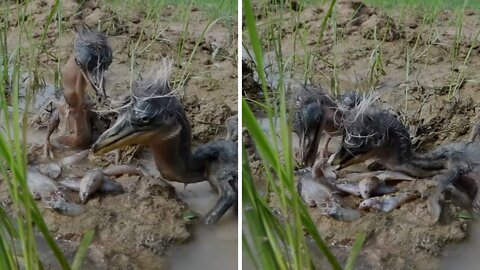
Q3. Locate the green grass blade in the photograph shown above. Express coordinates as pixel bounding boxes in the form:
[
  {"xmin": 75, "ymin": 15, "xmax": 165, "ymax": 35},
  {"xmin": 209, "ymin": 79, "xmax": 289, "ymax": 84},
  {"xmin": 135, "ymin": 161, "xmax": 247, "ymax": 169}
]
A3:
[
  {"xmin": 345, "ymin": 232, "xmax": 367, "ymax": 270},
  {"xmin": 71, "ymin": 229, "xmax": 95, "ymax": 270}
]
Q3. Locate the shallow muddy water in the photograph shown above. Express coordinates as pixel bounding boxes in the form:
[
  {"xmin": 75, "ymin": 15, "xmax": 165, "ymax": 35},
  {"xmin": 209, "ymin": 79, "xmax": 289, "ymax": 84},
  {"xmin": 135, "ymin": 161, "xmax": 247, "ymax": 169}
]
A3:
[
  {"xmin": 440, "ymin": 220, "xmax": 480, "ymax": 270},
  {"xmin": 143, "ymin": 158, "xmax": 238, "ymax": 270}
]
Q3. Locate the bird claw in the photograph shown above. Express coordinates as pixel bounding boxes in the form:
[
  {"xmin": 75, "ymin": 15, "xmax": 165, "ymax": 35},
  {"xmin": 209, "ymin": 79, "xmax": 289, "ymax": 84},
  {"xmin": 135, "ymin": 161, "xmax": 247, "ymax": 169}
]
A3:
[
  {"xmin": 427, "ymin": 194, "xmax": 441, "ymax": 222},
  {"xmin": 43, "ymin": 142, "xmax": 55, "ymax": 160}
]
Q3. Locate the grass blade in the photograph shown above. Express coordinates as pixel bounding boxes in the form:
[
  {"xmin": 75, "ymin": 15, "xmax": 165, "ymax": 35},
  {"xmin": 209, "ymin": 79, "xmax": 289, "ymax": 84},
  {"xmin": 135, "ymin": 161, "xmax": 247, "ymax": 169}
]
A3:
[{"xmin": 71, "ymin": 229, "xmax": 95, "ymax": 270}]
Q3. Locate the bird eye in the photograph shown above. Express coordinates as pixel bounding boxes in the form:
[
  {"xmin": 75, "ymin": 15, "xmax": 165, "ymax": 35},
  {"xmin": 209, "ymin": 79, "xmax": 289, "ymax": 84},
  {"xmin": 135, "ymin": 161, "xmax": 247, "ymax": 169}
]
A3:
[
  {"xmin": 74, "ymin": 58, "xmax": 81, "ymax": 66},
  {"xmin": 140, "ymin": 116, "xmax": 150, "ymax": 124}
]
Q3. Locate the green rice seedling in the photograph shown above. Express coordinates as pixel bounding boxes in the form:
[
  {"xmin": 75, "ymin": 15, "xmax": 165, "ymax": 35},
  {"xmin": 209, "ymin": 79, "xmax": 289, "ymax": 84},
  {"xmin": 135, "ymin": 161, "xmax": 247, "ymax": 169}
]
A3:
[
  {"xmin": 449, "ymin": 29, "xmax": 480, "ymax": 99},
  {"xmin": 367, "ymin": 27, "xmax": 386, "ymax": 88},
  {"xmin": 447, "ymin": 3, "xmax": 468, "ymax": 99}
]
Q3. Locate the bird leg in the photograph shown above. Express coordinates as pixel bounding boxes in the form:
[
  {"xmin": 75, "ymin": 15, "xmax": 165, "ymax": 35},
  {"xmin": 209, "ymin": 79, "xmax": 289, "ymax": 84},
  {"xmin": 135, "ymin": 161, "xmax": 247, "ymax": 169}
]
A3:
[
  {"xmin": 428, "ymin": 169, "xmax": 461, "ymax": 222},
  {"xmin": 203, "ymin": 177, "xmax": 236, "ymax": 225},
  {"xmin": 43, "ymin": 110, "xmax": 60, "ymax": 159}
]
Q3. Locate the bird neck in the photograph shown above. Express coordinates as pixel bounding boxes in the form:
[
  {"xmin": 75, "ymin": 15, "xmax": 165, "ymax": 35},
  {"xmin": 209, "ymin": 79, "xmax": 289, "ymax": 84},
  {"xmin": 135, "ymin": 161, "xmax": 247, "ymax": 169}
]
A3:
[
  {"xmin": 62, "ymin": 56, "xmax": 87, "ymax": 108},
  {"xmin": 148, "ymin": 118, "xmax": 206, "ymax": 183}
]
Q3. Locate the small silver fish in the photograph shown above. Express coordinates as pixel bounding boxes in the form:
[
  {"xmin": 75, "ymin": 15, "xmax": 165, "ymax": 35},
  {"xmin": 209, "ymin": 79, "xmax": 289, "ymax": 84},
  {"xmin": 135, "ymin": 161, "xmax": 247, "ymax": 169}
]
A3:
[
  {"xmin": 58, "ymin": 178, "xmax": 81, "ymax": 191},
  {"xmin": 61, "ymin": 150, "xmax": 90, "ymax": 166},
  {"xmin": 52, "ymin": 199, "xmax": 85, "ymax": 216},
  {"xmin": 79, "ymin": 170, "xmax": 103, "ymax": 204},
  {"xmin": 376, "ymin": 171, "xmax": 416, "ymax": 182},
  {"xmin": 324, "ymin": 202, "xmax": 362, "ymax": 222},
  {"xmin": 359, "ymin": 177, "xmax": 380, "ymax": 199},
  {"xmin": 297, "ymin": 169, "xmax": 361, "ymax": 221},
  {"xmin": 99, "ymin": 177, "xmax": 124, "ymax": 195},
  {"xmin": 103, "ymin": 165, "xmax": 143, "ymax": 177},
  {"xmin": 27, "ymin": 167, "xmax": 57, "ymax": 198},
  {"xmin": 335, "ymin": 181, "xmax": 361, "ymax": 196},
  {"xmin": 359, "ymin": 191, "xmax": 420, "ymax": 212}
]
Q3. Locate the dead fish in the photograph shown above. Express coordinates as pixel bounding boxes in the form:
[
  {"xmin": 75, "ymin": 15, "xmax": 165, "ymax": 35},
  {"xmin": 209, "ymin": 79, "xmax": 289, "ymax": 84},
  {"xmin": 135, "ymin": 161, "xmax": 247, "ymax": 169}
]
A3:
[
  {"xmin": 335, "ymin": 178, "xmax": 396, "ymax": 199},
  {"xmin": 79, "ymin": 170, "xmax": 103, "ymax": 204},
  {"xmin": 296, "ymin": 169, "xmax": 333, "ymax": 207},
  {"xmin": 61, "ymin": 150, "xmax": 90, "ymax": 166},
  {"xmin": 297, "ymin": 169, "xmax": 360, "ymax": 221},
  {"xmin": 52, "ymin": 199, "xmax": 84, "ymax": 216},
  {"xmin": 343, "ymin": 171, "xmax": 416, "ymax": 182},
  {"xmin": 373, "ymin": 185, "xmax": 397, "ymax": 197},
  {"xmin": 39, "ymin": 163, "xmax": 62, "ymax": 179},
  {"xmin": 99, "ymin": 177, "xmax": 124, "ymax": 195},
  {"xmin": 335, "ymin": 182, "xmax": 361, "ymax": 196},
  {"xmin": 359, "ymin": 177, "xmax": 380, "ymax": 199},
  {"xmin": 376, "ymin": 171, "xmax": 416, "ymax": 182},
  {"xmin": 27, "ymin": 167, "xmax": 57, "ymax": 198},
  {"xmin": 324, "ymin": 202, "xmax": 362, "ymax": 222},
  {"xmin": 103, "ymin": 165, "xmax": 143, "ymax": 177},
  {"xmin": 313, "ymin": 158, "xmax": 337, "ymax": 181},
  {"xmin": 359, "ymin": 191, "xmax": 421, "ymax": 212},
  {"xmin": 58, "ymin": 178, "xmax": 81, "ymax": 191}
]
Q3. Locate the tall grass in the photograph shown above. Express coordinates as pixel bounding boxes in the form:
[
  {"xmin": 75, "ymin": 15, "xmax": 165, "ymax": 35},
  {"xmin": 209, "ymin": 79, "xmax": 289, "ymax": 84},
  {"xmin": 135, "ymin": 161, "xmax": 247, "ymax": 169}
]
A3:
[
  {"xmin": 0, "ymin": 0, "xmax": 93, "ymax": 269},
  {"xmin": 242, "ymin": 0, "xmax": 365, "ymax": 269}
]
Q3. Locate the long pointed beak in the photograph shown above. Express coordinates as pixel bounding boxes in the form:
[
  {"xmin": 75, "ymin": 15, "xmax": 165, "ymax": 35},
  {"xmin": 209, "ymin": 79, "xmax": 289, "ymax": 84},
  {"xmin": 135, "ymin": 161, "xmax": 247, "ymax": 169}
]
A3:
[
  {"xmin": 81, "ymin": 69, "xmax": 107, "ymax": 99},
  {"xmin": 300, "ymin": 127, "xmax": 321, "ymax": 167},
  {"xmin": 92, "ymin": 114, "xmax": 149, "ymax": 155}
]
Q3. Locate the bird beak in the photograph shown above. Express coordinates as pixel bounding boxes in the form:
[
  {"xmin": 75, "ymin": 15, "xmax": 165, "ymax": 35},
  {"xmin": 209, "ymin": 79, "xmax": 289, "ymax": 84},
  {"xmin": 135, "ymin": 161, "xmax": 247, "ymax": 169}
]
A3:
[
  {"xmin": 92, "ymin": 113, "xmax": 182, "ymax": 155},
  {"xmin": 81, "ymin": 68, "xmax": 107, "ymax": 99},
  {"xmin": 299, "ymin": 126, "xmax": 321, "ymax": 167},
  {"xmin": 92, "ymin": 114, "xmax": 152, "ymax": 155}
]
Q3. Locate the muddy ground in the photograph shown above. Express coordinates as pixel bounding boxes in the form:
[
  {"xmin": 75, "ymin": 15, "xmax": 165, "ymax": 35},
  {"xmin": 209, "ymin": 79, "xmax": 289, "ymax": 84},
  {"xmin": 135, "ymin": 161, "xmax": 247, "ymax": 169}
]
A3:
[
  {"xmin": 244, "ymin": 0, "xmax": 480, "ymax": 269},
  {"xmin": 1, "ymin": 0, "xmax": 237, "ymax": 269}
]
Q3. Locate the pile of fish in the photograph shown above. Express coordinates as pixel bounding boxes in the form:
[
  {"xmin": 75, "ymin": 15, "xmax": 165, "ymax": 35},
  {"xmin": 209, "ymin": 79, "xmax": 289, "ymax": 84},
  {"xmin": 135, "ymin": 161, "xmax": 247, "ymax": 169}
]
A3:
[
  {"xmin": 297, "ymin": 165, "xmax": 421, "ymax": 222},
  {"xmin": 27, "ymin": 150, "xmax": 143, "ymax": 216}
]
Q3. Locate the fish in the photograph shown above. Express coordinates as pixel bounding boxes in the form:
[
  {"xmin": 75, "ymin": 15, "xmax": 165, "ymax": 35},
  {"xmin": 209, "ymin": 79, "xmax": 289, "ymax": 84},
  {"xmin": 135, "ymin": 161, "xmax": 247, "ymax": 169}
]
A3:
[
  {"xmin": 58, "ymin": 178, "xmax": 81, "ymax": 191},
  {"xmin": 61, "ymin": 149, "xmax": 90, "ymax": 166},
  {"xmin": 297, "ymin": 168, "xmax": 361, "ymax": 221},
  {"xmin": 99, "ymin": 177, "xmax": 124, "ymax": 194},
  {"xmin": 103, "ymin": 165, "xmax": 143, "ymax": 177},
  {"xmin": 79, "ymin": 170, "xmax": 103, "ymax": 203},
  {"xmin": 335, "ymin": 177, "xmax": 396, "ymax": 199},
  {"xmin": 27, "ymin": 167, "xmax": 57, "ymax": 199},
  {"xmin": 52, "ymin": 199, "xmax": 85, "ymax": 216},
  {"xmin": 335, "ymin": 181, "xmax": 361, "ymax": 196},
  {"xmin": 359, "ymin": 191, "xmax": 420, "ymax": 212}
]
